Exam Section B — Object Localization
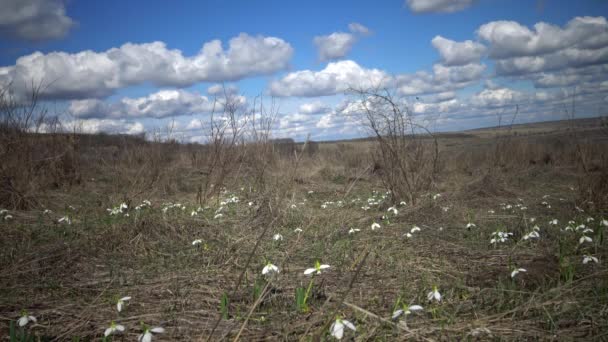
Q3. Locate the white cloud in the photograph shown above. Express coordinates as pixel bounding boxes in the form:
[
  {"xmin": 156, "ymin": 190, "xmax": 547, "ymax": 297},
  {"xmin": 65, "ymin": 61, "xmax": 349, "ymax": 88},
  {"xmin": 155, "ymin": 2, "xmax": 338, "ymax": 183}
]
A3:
[
  {"xmin": 406, "ymin": 0, "xmax": 474, "ymax": 13},
  {"xmin": 207, "ymin": 84, "xmax": 239, "ymax": 96},
  {"xmin": 0, "ymin": 33, "xmax": 293, "ymax": 100},
  {"xmin": 314, "ymin": 32, "xmax": 357, "ymax": 61},
  {"xmin": 470, "ymin": 87, "xmax": 525, "ymax": 108},
  {"xmin": 298, "ymin": 100, "xmax": 330, "ymax": 114},
  {"xmin": 313, "ymin": 23, "xmax": 371, "ymax": 61},
  {"xmin": 59, "ymin": 118, "xmax": 145, "ymax": 135},
  {"xmin": 431, "ymin": 36, "xmax": 486, "ymax": 65},
  {"xmin": 269, "ymin": 60, "xmax": 390, "ymax": 97},
  {"xmin": 395, "ymin": 63, "xmax": 485, "ymax": 96},
  {"xmin": 348, "ymin": 22, "xmax": 371, "ymax": 36},
  {"xmin": 0, "ymin": 0, "xmax": 75, "ymax": 41},
  {"xmin": 69, "ymin": 89, "xmax": 220, "ymax": 119},
  {"xmin": 478, "ymin": 16, "xmax": 608, "ymax": 59}
]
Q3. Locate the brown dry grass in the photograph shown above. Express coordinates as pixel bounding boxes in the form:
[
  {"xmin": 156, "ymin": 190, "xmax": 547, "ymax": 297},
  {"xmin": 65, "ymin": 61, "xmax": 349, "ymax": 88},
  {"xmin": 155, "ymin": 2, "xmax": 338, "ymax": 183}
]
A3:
[{"xmin": 1, "ymin": 118, "xmax": 607, "ymax": 341}]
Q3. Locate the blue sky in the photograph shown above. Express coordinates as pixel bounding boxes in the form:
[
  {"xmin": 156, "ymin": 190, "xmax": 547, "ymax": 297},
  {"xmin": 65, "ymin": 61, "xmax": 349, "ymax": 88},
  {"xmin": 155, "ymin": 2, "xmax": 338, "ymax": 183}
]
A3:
[{"xmin": 1, "ymin": 0, "xmax": 607, "ymax": 141}]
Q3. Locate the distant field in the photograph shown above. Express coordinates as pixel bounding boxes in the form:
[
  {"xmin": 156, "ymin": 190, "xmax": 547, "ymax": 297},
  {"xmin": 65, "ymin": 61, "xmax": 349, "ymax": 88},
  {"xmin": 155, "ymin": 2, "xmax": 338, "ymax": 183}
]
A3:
[{"xmin": 1, "ymin": 118, "xmax": 607, "ymax": 340}]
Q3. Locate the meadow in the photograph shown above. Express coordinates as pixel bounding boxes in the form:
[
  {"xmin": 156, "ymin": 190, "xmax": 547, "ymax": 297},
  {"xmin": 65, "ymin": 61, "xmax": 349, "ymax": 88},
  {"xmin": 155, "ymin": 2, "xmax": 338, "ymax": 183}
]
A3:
[{"xmin": 1, "ymin": 112, "xmax": 608, "ymax": 340}]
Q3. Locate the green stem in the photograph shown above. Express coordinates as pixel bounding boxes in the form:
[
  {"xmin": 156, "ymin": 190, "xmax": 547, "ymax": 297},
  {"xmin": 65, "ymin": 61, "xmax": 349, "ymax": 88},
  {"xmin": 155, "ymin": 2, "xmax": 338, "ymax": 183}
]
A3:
[{"xmin": 302, "ymin": 276, "xmax": 315, "ymax": 308}]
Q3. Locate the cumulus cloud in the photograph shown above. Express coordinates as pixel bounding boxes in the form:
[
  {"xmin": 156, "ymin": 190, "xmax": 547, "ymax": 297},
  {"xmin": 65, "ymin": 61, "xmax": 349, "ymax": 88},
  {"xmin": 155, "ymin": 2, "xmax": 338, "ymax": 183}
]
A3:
[
  {"xmin": 476, "ymin": 16, "xmax": 608, "ymax": 77},
  {"xmin": 470, "ymin": 87, "xmax": 525, "ymax": 108},
  {"xmin": 0, "ymin": 0, "xmax": 75, "ymax": 41},
  {"xmin": 0, "ymin": 33, "xmax": 293, "ymax": 100},
  {"xmin": 68, "ymin": 89, "xmax": 221, "ymax": 119},
  {"xmin": 57, "ymin": 118, "xmax": 145, "ymax": 135},
  {"xmin": 395, "ymin": 63, "xmax": 485, "ymax": 96},
  {"xmin": 269, "ymin": 60, "xmax": 389, "ymax": 97},
  {"xmin": 431, "ymin": 36, "xmax": 486, "ymax": 65},
  {"xmin": 406, "ymin": 0, "xmax": 474, "ymax": 13},
  {"xmin": 298, "ymin": 100, "xmax": 330, "ymax": 114},
  {"xmin": 313, "ymin": 23, "xmax": 371, "ymax": 61}
]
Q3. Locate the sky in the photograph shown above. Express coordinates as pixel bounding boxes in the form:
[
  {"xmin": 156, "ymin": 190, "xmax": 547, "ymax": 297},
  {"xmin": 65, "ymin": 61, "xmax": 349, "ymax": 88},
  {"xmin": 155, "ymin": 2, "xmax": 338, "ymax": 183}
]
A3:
[{"xmin": 1, "ymin": 0, "xmax": 607, "ymax": 142}]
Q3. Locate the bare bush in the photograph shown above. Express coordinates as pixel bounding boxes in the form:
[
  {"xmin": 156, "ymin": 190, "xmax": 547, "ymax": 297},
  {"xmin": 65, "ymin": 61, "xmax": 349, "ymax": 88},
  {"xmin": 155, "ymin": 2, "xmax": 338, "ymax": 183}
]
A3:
[
  {"xmin": 0, "ymin": 83, "xmax": 80, "ymax": 209},
  {"xmin": 349, "ymin": 87, "xmax": 438, "ymax": 204}
]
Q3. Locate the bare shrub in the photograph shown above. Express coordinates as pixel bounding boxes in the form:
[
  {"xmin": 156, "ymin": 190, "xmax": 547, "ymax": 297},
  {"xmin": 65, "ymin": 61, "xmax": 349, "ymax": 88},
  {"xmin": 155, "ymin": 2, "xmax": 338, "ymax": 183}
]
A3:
[
  {"xmin": 0, "ymin": 84, "xmax": 80, "ymax": 209},
  {"xmin": 349, "ymin": 87, "xmax": 438, "ymax": 204}
]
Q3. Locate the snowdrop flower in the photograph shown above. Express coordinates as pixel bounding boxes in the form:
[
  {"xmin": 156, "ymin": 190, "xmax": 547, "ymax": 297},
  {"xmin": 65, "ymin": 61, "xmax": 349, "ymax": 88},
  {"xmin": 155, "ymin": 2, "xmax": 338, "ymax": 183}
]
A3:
[
  {"xmin": 575, "ymin": 206, "xmax": 584, "ymax": 213},
  {"xmin": 427, "ymin": 286, "xmax": 441, "ymax": 302},
  {"xmin": 466, "ymin": 223, "xmax": 476, "ymax": 230},
  {"xmin": 116, "ymin": 296, "xmax": 131, "ymax": 312},
  {"xmin": 392, "ymin": 304, "xmax": 423, "ymax": 320},
  {"xmin": 190, "ymin": 210, "xmax": 198, "ymax": 216},
  {"xmin": 442, "ymin": 206, "xmax": 450, "ymax": 212},
  {"xmin": 410, "ymin": 226, "xmax": 421, "ymax": 233},
  {"xmin": 329, "ymin": 317, "xmax": 356, "ymax": 340},
  {"xmin": 579, "ymin": 235, "xmax": 593, "ymax": 245},
  {"xmin": 348, "ymin": 228, "xmax": 360, "ymax": 234},
  {"xmin": 138, "ymin": 325, "xmax": 165, "ymax": 342},
  {"xmin": 290, "ymin": 204, "xmax": 297, "ymax": 209},
  {"xmin": 304, "ymin": 261, "xmax": 330, "ymax": 276},
  {"xmin": 433, "ymin": 193, "xmax": 441, "ymax": 200},
  {"xmin": 549, "ymin": 219, "xmax": 558, "ymax": 225},
  {"xmin": 488, "ymin": 209, "xmax": 495, "ymax": 214},
  {"xmin": 601, "ymin": 219, "xmax": 608, "ymax": 227},
  {"xmin": 58, "ymin": 216, "xmax": 71, "ymax": 224},
  {"xmin": 522, "ymin": 231, "xmax": 540, "ymax": 240},
  {"xmin": 248, "ymin": 202, "xmax": 254, "ymax": 207},
  {"xmin": 361, "ymin": 206, "xmax": 370, "ymax": 211},
  {"xmin": 511, "ymin": 268, "xmax": 526, "ymax": 279},
  {"xmin": 387, "ymin": 207, "xmax": 398, "ymax": 215},
  {"xmin": 104, "ymin": 321, "xmax": 125, "ymax": 337},
  {"xmin": 192, "ymin": 239, "xmax": 202, "ymax": 246},
  {"xmin": 371, "ymin": 222, "xmax": 381, "ymax": 230},
  {"xmin": 273, "ymin": 233, "xmax": 283, "ymax": 241},
  {"xmin": 294, "ymin": 228, "xmax": 303, "ymax": 234},
  {"xmin": 17, "ymin": 311, "xmax": 36, "ymax": 327},
  {"xmin": 214, "ymin": 213, "xmax": 223, "ymax": 219},
  {"xmin": 308, "ymin": 190, "xmax": 314, "ymax": 194},
  {"xmin": 586, "ymin": 217, "xmax": 594, "ymax": 223},
  {"xmin": 582, "ymin": 227, "xmax": 594, "ymax": 234},
  {"xmin": 404, "ymin": 232, "xmax": 413, "ymax": 238},
  {"xmin": 583, "ymin": 255, "xmax": 598, "ymax": 264},
  {"xmin": 262, "ymin": 262, "xmax": 279, "ymax": 276},
  {"xmin": 43, "ymin": 209, "xmax": 52, "ymax": 214},
  {"xmin": 400, "ymin": 201, "xmax": 407, "ymax": 206},
  {"xmin": 4, "ymin": 214, "xmax": 13, "ymax": 220}
]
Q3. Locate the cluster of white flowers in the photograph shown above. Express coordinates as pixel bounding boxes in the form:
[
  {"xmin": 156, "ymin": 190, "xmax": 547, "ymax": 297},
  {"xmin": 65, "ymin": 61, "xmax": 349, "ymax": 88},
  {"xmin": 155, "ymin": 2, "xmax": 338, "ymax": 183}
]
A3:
[
  {"xmin": 161, "ymin": 202, "xmax": 186, "ymax": 213},
  {"xmin": 134, "ymin": 200, "xmax": 152, "ymax": 210},
  {"xmin": 490, "ymin": 230, "xmax": 513, "ymax": 245},
  {"xmin": 107, "ymin": 202, "xmax": 128, "ymax": 216},
  {"xmin": 522, "ymin": 225, "xmax": 540, "ymax": 240},
  {"xmin": 0, "ymin": 209, "xmax": 13, "ymax": 221}
]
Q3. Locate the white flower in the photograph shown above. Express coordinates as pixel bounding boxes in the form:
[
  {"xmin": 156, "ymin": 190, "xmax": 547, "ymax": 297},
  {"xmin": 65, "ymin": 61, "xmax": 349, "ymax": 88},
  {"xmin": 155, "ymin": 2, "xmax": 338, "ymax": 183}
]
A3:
[
  {"xmin": 290, "ymin": 204, "xmax": 297, "ymax": 209},
  {"xmin": 601, "ymin": 219, "xmax": 608, "ymax": 227},
  {"xmin": 192, "ymin": 239, "xmax": 202, "ymax": 246},
  {"xmin": 262, "ymin": 263, "xmax": 279, "ymax": 276},
  {"xmin": 579, "ymin": 235, "xmax": 593, "ymax": 245},
  {"xmin": 43, "ymin": 209, "xmax": 52, "ymax": 214},
  {"xmin": 466, "ymin": 223, "xmax": 476, "ymax": 229},
  {"xmin": 17, "ymin": 312, "xmax": 36, "ymax": 327},
  {"xmin": 308, "ymin": 190, "xmax": 314, "ymax": 194},
  {"xmin": 294, "ymin": 228, "xmax": 303, "ymax": 234},
  {"xmin": 510, "ymin": 268, "xmax": 526, "ymax": 278},
  {"xmin": 371, "ymin": 223, "xmax": 381, "ymax": 230},
  {"xmin": 348, "ymin": 228, "xmax": 360, "ymax": 234},
  {"xmin": 4, "ymin": 214, "xmax": 13, "ymax": 220},
  {"xmin": 433, "ymin": 193, "xmax": 441, "ymax": 200},
  {"xmin": 442, "ymin": 206, "xmax": 450, "ymax": 212},
  {"xmin": 248, "ymin": 202, "xmax": 254, "ymax": 207},
  {"xmin": 138, "ymin": 326, "xmax": 165, "ymax": 342},
  {"xmin": 582, "ymin": 255, "xmax": 599, "ymax": 264},
  {"xmin": 488, "ymin": 209, "xmax": 495, "ymax": 214},
  {"xmin": 586, "ymin": 217, "xmax": 594, "ymax": 223},
  {"xmin": 58, "ymin": 216, "xmax": 71, "ymax": 224},
  {"xmin": 330, "ymin": 318, "xmax": 356, "ymax": 340},
  {"xmin": 304, "ymin": 261, "xmax": 330, "ymax": 276},
  {"xmin": 427, "ymin": 286, "xmax": 441, "ymax": 302},
  {"xmin": 392, "ymin": 304, "xmax": 423, "ymax": 320},
  {"xmin": 387, "ymin": 207, "xmax": 398, "ymax": 215},
  {"xmin": 190, "ymin": 210, "xmax": 198, "ymax": 216},
  {"xmin": 523, "ymin": 231, "xmax": 540, "ymax": 240},
  {"xmin": 399, "ymin": 201, "xmax": 407, "ymax": 206},
  {"xmin": 214, "ymin": 213, "xmax": 223, "ymax": 219},
  {"xmin": 104, "ymin": 321, "xmax": 125, "ymax": 337},
  {"xmin": 273, "ymin": 233, "xmax": 283, "ymax": 241},
  {"xmin": 410, "ymin": 226, "xmax": 421, "ymax": 233},
  {"xmin": 549, "ymin": 219, "xmax": 558, "ymax": 225},
  {"xmin": 116, "ymin": 296, "xmax": 131, "ymax": 312}
]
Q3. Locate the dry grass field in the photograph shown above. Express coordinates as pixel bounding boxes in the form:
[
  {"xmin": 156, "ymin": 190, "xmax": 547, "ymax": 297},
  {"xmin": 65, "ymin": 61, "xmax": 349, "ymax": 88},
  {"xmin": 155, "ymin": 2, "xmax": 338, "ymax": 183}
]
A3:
[{"xmin": 1, "ymin": 116, "xmax": 608, "ymax": 341}]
